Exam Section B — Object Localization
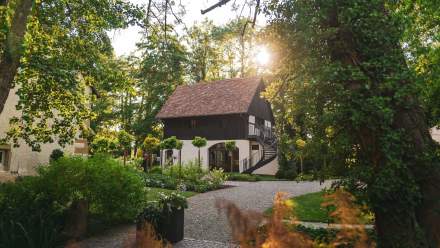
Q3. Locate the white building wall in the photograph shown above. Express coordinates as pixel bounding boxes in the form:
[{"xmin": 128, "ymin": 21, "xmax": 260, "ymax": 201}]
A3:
[
  {"xmin": 0, "ymin": 88, "xmax": 80, "ymax": 175},
  {"xmin": 162, "ymin": 139, "xmax": 251, "ymax": 172},
  {"xmin": 252, "ymin": 157, "xmax": 279, "ymax": 175},
  {"xmin": 431, "ymin": 127, "xmax": 440, "ymax": 144}
]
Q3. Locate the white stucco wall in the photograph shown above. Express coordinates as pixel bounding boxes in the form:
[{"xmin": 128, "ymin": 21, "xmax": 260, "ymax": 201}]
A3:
[
  {"xmin": 252, "ymin": 156, "xmax": 279, "ymax": 175},
  {"xmin": 161, "ymin": 139, "xmax": 251, "ymax": 172},
  {"xmin": 0, "ymin": 88, "xmax": 79, "ymax": 175},
  {"xmin": 431, "ymin": 127, "xmax": 440, "ymax": 144}
]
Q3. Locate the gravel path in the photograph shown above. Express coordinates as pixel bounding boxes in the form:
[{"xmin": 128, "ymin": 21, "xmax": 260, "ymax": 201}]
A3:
[
  {"xmin": 79, "ymin": 180, "xmax": 332, "ymax": 247},
  {"xmin": 183, "ymin": 180, "xmax": 332, "ymax": 244}
]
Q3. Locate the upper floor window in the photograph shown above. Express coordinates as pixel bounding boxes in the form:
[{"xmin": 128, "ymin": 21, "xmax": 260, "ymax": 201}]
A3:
[
  {"xmin": 249, "ymin": 115, "xmax": 255, "ymax": 124},
  {"xmin": 264, "ymin": 120, "xmax": 272, "ymax": 128}
]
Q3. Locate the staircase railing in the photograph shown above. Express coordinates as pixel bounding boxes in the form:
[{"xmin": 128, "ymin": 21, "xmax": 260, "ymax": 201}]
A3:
[
  {"xmin": 249, "ymin": 123, "xmax": 277, "ymax": 148},
  {"xmin": 240, "ymin": 150, "xmax": 262, "ymax": 172}
]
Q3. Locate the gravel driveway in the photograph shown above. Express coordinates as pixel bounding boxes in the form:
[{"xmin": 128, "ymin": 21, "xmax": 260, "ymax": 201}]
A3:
[
  {"xmin": 80, "ymin": 180, "xmax": 332, "ymax": 247},
  {"xmin": 179, "ymin": 180, "xmax": 332, "ymax": 245}
]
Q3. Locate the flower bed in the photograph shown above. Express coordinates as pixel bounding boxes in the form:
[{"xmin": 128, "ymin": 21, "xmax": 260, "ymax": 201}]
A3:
[{"xmin": 144, "ymin": 163, "xmax": 227, "ymax": 193}]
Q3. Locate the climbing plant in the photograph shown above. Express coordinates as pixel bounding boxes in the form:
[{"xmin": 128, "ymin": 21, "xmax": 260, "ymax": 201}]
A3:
[{"xmin": 264, "ymin": 0, "xmax": 440, "ymax": 247}]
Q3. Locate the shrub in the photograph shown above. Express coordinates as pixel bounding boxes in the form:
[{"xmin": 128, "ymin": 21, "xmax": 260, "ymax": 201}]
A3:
[
  {"xmin": 39, "ymin": 155, "xmax": 146, "ymax": 222},
  {"xmin": 0, "ymin": 177, "xmax": 64, "ymax": 248},
  {"xmin": 50, "ymin": 149, "xmax": 64, "ymax": 161},
  {"xmin": 275, "ymin": 168, "xmax": 297, "ymax": 180},
  {"xmin": 227, "ymin": 173, "xmax": 258, "ymax": 182},
  {"xmin": 149, "ymin": 166, "xmax": 163, "ymax": 174},
  {"xmin": 144, "ymin": 173, "xmax": 178, "ymax": 190},
  {"xmin": 0, "ymin": 155, "xmax": 147, "ymax": 247},
  {"xmin": 208, "ymin": 168, "xmax": 228, "ymax": 187},
  {"xmin": 147, "ymin": 161, "xmax": 226, "ymax": 193}
]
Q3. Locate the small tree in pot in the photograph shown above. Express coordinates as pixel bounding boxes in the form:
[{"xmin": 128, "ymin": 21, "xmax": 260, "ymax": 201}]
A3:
[
  {"xmin": 137, "ymin": 192, "xmax": 188, "ymax": 243},
  {"xmin": 225, "ymin": 141, "xmax": 236, "ymax": 173},
  {"xmin": 191, "ymin": 136, "xmax": 207, "ymax": 167}
]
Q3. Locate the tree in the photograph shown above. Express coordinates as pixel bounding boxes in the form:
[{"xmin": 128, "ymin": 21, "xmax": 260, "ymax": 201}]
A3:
[
  {"xmin": 295, "ymin": 139, "xmax": 306, "ymax": 174},
  {"xmin": 118, "ymin": 130, "xmax": 134, "ymax": 165},
  {"xmin": 225, "ymin": 141, "xmax": 236, "ymax": 173},
  {"xmin": 142, "ymin": 135, "xmax": 160, "ymax": 171},
  {"xmin": 176, "ymin": 140, "xmax": 183, "ymax": 178},
  {"xmin": 0, "ymin": 0, "xmax": 143, "ymax": 150},
  {"xmin": 191, "ymin": 136, "xmax": 207, "ymax": 167},
  {"xmin": 90, "ymin": 132, "xmax": 119, "ymax": 155},
  {"xmin": 265, "ymin": 0, "xmax": 440, "ymax": 246},
  {"xmin": 160, "ymin": 136, "xmax": 179, "ymax": 166}
]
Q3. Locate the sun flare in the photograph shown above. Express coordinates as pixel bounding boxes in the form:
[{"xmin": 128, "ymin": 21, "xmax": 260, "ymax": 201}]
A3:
[{"xmin": 256, "ymin": 46, "xmax": 271, "ymax": 66}]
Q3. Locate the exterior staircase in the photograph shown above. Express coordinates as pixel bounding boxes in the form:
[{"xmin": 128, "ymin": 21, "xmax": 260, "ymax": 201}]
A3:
[{"xmin": 242, "ymin": 123, "xmax": 277, "ymax": 174}]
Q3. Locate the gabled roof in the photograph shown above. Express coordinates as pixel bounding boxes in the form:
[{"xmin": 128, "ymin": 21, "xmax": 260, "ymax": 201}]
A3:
[{"xmin": 156, "ymin": 77, "xmax": 264, "ymax": 119}]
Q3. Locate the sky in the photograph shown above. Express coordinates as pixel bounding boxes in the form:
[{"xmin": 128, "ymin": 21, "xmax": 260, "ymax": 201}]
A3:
[{"xmin": 110, "ymin": 0, "xmax": 266, "ymax": 57}]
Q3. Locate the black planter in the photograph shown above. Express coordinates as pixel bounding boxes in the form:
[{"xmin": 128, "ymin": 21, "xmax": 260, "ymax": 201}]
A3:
[{"xmin": 157, "ymin": 207, "xmax": 184, "ymax": 243}]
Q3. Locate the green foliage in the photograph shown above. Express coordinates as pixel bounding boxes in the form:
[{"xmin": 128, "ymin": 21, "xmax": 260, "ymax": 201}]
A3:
[
  {"xmin": 264, "ymin": 0, "xmax": 440, "ymax": 244},
  {"xmin": 149, "ymin": 166, "xmax": 163, "ymax": 174},
  {"xmin": 117, "ymin": 130, "xmax": 134, "ymax": 151},
  {"xmin": 144, "ymin": 160, "xmax": 226, "ymax": 193},
  {"xmin": 90, "ymin": 132, "xmax": 119, "ymax": 155},
  {"xmin": 175, "ymin": 140, "xmax": 183, "ymax": 150},
  {"xmin": 191, "ymin": 136, "xmax": 207, "ymax": 148},
  {"xmin": 224, "ymin": 140, "xmax": 236, "ymax": 153},
  {"xmin": 275, "ymin": 167, "xmax": 297, "ymax": 180},
  {"xmin": 0, "ymin": 176, "xmax": 64, "ymax": 248},
  {"xmin": 49, "ymin": 149, "xmax": 64, "ymax": 161},
  {"xmin": 136, "ymin": 192, "xmax": 188, "ymax": 230},
  {"xmin": 1, "ymin": 0, "xmax": 144, "ymax": 150},
  {"xmin": 39, "ymin": 155, "xmax": 146, "ymax": 222},
  {"xmin": 0, "ymin": 155, "xmax": 146, "ymax": 247},
  {"xmin": 227, "ymin": 173, "xmax": 258, "ymax": 182},
  {"xmin": 160, "ymin": 136, "xmax": 179, "ymax": 150}
]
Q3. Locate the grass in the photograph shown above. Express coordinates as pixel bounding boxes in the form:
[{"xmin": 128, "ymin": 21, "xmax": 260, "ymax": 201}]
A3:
[{"xmin": 266, "ymin": 191, "xmax": 374, "ymax": 224}]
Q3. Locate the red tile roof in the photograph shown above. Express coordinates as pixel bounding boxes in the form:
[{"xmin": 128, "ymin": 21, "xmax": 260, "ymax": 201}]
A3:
[{"xmin": 156, "ymin": 77, "xmax": 262, "ymax": 119}]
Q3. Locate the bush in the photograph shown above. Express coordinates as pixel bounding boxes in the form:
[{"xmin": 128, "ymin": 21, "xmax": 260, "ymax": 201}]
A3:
[
  {"xmin": 149, "ymin": 166, "xmax": 163, "ymax": 174},
  {"xmin": 39, "ymin": 155, "xmax": 146, "ymax": 222},
  {"xmin": 146, "ymin": 161, "xmax": 227, "ymax": 193},
  {"xmin": 275, "ymin": 168, "xmax": 297, "ymax": 180},
  {"xmin": 0, "ymin": 177, "xmax": 64, "ymax": 248},
  {"xmin": 0, "ymin": 155, "xmax": 147, "ymax": 247},
  {"xmin": 50, "ymin": 149, "xmax": 64, "ymax": 161},
  {"xmin": 227, "ymin": 172, "xmax": 258, "ymax": 182},
  {"xmin": 144, "ymin": 173, "xmax": 178, "ymax": 190}
]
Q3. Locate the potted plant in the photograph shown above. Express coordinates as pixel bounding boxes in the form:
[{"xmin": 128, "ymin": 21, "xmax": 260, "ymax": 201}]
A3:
[{"xmin": 137, "ymin": 192, "xmax": 188, "ymax": 243}]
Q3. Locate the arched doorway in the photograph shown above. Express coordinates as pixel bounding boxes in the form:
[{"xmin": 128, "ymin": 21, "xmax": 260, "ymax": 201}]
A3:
[{"xmin": 208, "ymin": 143, "xmax": 239, "ymax": 172}]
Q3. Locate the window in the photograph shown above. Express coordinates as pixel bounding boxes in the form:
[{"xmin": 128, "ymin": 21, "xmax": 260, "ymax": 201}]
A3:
[
  {"xmin": 0, "ymin": 150, "xmax": 4, "ymax": 165},
  {"xmin": 190, "ymin": 119, "xmax": 197, "ymax": 128},
  {"xmin": 251, "ymin": 145, "xmax": 259, "ymax": 150},
  {"xmin": 249, "ymin": 115, "xmax": 255, "ymax": 124},
  {"xmin": 0, "ymin": 150, "xmax": 5, "ymax": 170},
  {"xmin": 265, "ymin": 120, "xmax": 272, "ymax": 128}
]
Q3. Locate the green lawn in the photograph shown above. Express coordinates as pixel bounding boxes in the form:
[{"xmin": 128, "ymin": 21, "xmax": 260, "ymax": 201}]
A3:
[
  {"xmin": 146, "ymin": 187, "xmax": 197, "ymax": 200},
  {"xmin": 266, "ymin": 191, "xmax": 373, "ymax": 224}
]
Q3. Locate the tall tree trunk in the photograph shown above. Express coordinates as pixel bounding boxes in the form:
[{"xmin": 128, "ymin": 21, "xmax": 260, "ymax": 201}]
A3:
[
  {"xmin": 323, "ymin": 2, "xmax": 440, "ymax": 246},
  {"xmin": 0, "ymin": 0, "xmax": 34, "ymax": 115}
]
